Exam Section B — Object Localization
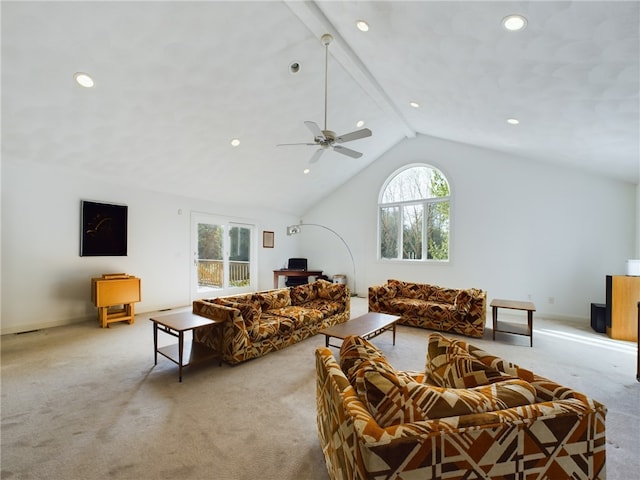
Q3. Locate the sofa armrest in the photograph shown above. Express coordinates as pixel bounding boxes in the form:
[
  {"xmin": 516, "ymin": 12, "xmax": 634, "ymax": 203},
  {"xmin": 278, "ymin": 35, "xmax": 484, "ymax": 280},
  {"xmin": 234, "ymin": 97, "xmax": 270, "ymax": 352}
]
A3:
[
  {"xmin": 192, "ymin": 299, "xmax": 250, "ymax": 357},
  {"xmin": 466, "ymin": 289, "xmax": 487, "ymax": 323},
  {"xmin": 368, "ymin": 284, "xmax": 393, "ymax": 312}
]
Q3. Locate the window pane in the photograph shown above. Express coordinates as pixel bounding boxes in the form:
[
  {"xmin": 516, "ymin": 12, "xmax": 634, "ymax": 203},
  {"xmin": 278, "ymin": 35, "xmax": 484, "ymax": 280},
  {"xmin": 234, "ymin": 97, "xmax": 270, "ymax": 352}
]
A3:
[
  {"xmin": 382, "ymin": 167, "xmax": 432, "ymax": 203},
  {"xmin": 430, "ymin": 168, "xmax": 450, "ymax": 198},
  {"xmin": 198, "ymin": 223, "xmax": 223, "ymax": 288},
  {"xmin": 427, "ymin": 201, "xmax": 449, "ymax": 260},
  {"xmin": 402, "ymin": 204, "xmax": 423, "ymax": 259},
  {"xmin": 229, "ymin": 226, "xmax": 251, "ymax": 287},
  {"xmin": 380, "ymin": 206, "xmax": 399, "ymax": 259}
]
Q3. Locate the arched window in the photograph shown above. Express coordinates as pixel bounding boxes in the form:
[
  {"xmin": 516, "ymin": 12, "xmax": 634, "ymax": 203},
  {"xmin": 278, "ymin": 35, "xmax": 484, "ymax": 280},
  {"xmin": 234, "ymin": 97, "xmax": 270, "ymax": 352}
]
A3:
[{"xmin": 378, "ymin": 164, "xmax": 450, "ymax": 261}]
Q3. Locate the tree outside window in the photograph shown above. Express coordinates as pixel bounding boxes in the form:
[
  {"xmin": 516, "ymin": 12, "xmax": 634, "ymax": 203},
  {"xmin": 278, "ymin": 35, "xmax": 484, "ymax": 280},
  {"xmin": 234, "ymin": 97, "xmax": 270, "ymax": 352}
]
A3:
[{"xmin": 379, "ymin": 165, "xmax": 450, "ymax": 261}]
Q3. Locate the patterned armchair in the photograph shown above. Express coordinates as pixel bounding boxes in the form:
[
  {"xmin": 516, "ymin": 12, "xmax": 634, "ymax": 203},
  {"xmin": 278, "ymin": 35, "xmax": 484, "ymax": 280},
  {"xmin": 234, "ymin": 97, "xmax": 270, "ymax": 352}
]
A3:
[
  {"xmin": 369, "ymin": 279, "xmax": 486, "ymax": 338},
  {"xmin": 316, "ymin": 334, "xmax": 606, "ymax": 480}
]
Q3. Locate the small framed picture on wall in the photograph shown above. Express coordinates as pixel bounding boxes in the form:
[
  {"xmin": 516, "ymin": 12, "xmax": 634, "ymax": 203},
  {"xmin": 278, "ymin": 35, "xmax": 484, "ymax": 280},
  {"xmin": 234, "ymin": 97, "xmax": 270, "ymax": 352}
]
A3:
[{"xmin": 263, "ymin": 231, "xmax": 274, "ymax": 248}]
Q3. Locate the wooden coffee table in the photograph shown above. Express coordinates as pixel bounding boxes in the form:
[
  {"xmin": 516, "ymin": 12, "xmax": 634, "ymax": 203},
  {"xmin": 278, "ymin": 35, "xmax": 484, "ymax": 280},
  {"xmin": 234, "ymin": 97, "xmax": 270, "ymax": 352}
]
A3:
[
  {"xmin": 491, "ymin": 299, "xmax": 536, "ymax": 347},
  {"xmin": 320, "ymin": 312, "xmax": 400, "ymax": 348}
]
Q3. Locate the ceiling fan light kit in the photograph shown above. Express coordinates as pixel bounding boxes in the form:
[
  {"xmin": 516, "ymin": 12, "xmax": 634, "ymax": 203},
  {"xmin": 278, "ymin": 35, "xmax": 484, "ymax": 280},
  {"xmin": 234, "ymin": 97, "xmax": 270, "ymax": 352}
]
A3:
[{"xmin": 277, "ymin": 33, "xmax": 372, "ymax": 164}]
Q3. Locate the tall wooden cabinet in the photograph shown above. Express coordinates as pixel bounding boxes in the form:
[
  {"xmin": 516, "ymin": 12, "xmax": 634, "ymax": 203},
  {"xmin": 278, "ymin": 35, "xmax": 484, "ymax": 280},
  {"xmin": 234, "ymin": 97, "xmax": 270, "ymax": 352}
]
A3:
[
  {"xmin": 91, "ymin": 273, "xmax": 141, "ymax": 328},
  {"xmin": 606, "ymin": 275, "xmax": 640, "ymax": 341}
]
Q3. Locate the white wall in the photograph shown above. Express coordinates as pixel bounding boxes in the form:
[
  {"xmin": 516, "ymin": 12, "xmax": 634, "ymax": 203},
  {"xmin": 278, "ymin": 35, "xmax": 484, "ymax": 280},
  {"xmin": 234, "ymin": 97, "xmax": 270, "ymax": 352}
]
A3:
[
  {"xmin": 2, "ymin": 135, "xmax": 636, "ymax": 333},
  {"xmin": 300, "ymin": 134, "xmax": 636, "ymax": 320},
  {"xmin": 637, "ymin": 182, "xmax": 640, "ymax": 257},
  {"xmin": 1, "ymin": 160, "xmax": 299, "ymax": 334}
]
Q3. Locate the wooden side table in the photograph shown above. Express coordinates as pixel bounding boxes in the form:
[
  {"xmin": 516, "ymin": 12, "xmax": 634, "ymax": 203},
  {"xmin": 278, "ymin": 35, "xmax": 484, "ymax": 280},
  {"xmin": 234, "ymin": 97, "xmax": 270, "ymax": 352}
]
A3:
[
  {"xmin": 491, "ymin": 299, "xmax": 536, "ymax": 347},
  {"xmin": 150, "ymin": 311, "xmax": 223, "ymax": 382}
]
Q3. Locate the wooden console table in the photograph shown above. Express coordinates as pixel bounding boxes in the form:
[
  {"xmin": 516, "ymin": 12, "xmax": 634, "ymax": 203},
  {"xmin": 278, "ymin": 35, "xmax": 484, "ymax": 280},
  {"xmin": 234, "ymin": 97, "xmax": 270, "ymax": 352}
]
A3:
[
  {"xmin": 491, "ymin": 299, "xmax": 535, "ymax": 347},
  {"xmin": 273, "ymin": 269, "xmax": 323, "ymax": 289},
  {"xmin": 91, "ymin": 274, "xmax": 141, "ymax": 328}
]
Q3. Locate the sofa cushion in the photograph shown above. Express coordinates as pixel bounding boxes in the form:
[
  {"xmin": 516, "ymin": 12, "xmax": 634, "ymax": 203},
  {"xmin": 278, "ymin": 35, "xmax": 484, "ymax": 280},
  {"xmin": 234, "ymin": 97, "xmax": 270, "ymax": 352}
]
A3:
[
  {"xmin": 258, "ymin": 289, "xmax": 291, "ymax": 310},
  {"xmin": 316, "ymin": 279, "xmax": 346, "ymax": 301},
  {"xmin": 388, "ymin": 279, "xmax": 430, "ymax": 300},
  {"xmin": 354, "ymin": 356, "xmax": 536, "ymax": 428},
  {"xmin": 290, "ymin": 282, "xmax": 318, "ymax": 304},
  {"xmin": 430, "ymin": 286, "xmax": 459, "ymax": 304},
  {"xmin": 213, "ymin": 293, "xmax": 262, "ymax": 312},
  {"xmin": 426, "ymin": 333, "xmax": 514, "ymax": 388},
  {"xmin": 377, "ymin": 283, "xmax": 398, "ymax": 299},
  {"xmin": 339, "ymin": 335, "xmax": 390, "ymax": 385},
  {"xmin": 267, "ymin": 306, "xmax": 323, "ymax": 327},
  {"xmin": 388, "ymin": 297, "xmax": 439, "ymax": 315},
  {"xmin": 302, "ymin": 299, "xmax": 343, "ymax": 318}
]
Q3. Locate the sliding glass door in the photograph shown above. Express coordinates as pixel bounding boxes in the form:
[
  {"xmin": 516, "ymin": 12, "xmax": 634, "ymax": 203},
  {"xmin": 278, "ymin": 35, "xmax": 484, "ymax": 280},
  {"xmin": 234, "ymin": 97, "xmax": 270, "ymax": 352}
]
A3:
[{"xmin": 191, "ymin": 213, "xmax": 256, "ymax": 300}]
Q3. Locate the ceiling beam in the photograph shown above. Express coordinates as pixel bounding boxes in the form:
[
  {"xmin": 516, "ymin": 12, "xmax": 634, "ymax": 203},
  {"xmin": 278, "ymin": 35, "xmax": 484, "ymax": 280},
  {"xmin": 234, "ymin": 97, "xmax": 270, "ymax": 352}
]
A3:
[{"xmin": 285, "ymin": 0, "xmax": 416, "ymax": 139}]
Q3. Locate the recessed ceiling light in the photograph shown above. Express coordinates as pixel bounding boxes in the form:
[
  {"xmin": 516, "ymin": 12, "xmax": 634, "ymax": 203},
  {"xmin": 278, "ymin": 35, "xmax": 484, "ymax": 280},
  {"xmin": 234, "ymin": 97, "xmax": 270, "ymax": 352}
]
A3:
[
  {"xmin": 409, "ymin": 101, "xmax": 420, "ymax": 108},
  {"xmin": 303, "ymin": 168, "xmax": 310, "ymax": 174},
  {"xmin": 507, "ymin": 118, "xmax": 520, "ymax": 125},
  {"xmin": 356, "ymin": 120, "xmax": 365, "ymax": 128},
  {"xmin": 356, "ymin": 20, "xmax": 369, "ymax": 32},
  {"xmin": 230, "ymin": 138, "xmax": 240, "ymax": 147},
  {"xmin": 74, "ymin": 72, "xmax": 94, "ymax": 88},
  {"xmin": 502, "ymin": 14, "xmax": 527, "ymax": 31}
]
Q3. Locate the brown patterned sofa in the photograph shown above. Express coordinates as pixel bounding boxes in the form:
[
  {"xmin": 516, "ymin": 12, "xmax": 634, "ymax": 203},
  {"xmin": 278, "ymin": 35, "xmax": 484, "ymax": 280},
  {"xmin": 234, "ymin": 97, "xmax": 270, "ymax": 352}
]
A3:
[
  {"xmin": 369, "ymin": 279, "xmax": 486, "ymax": 338},
  {"xmin": 193, "ymin": 279, "xmax": 349, "ymax": 365},
  {"xmin": 316, "ymin": 333, "xmax": 606, "ymax": 480}
]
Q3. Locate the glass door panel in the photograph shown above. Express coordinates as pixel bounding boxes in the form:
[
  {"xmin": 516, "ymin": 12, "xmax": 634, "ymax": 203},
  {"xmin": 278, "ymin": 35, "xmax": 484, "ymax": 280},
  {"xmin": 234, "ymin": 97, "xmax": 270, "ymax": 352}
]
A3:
[{"xmin": 191, "ymin": 213, "xmax": 255, "ymax": 300}]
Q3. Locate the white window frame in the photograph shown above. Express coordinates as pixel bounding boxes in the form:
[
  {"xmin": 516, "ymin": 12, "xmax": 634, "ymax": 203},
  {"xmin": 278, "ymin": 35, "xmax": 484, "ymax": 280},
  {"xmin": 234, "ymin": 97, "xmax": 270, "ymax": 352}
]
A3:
[{"xmin": 377, "ymin": 163, "xmax": 451, "ymax": 263}]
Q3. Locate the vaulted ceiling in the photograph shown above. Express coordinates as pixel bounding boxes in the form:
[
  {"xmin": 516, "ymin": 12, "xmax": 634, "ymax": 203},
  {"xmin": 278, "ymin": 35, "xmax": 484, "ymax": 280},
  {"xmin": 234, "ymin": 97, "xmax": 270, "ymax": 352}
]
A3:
[{"xmin": 3, "ymin": 1, "xmax": 638, "ymax": 216}]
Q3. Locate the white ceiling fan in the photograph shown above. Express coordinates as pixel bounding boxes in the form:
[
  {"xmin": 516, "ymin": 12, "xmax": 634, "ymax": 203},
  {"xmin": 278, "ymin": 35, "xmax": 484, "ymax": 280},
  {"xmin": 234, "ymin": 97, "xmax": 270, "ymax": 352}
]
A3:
[{"xmin": 277, "ymin": 33, "xmax": 372, "ymax": 164}]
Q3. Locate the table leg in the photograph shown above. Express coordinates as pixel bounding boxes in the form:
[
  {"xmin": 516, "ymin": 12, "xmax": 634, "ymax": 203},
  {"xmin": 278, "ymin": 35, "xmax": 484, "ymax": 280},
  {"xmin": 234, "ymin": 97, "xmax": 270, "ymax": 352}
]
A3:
[
  {"xmin": 392, "ymin": 323, "xmax": 396, "ymax": 345},
  {"xmin": 325, "ymin": 335, "xmax": 330, "ymax": 348},
  {"xmin": 273, "ymin": 272, "xmax": 279, "ymax": 289},
  {"xmin": 492, "ymin": 307, "xmax": 498, "ymax": 340},
  {"xmin": 178, "ymin": 331, "xmax": 184, "ymax": 382},
  {"xmin": 153, "ymin": 321, "xmax": 158, "ymax": 365},
  {"xmin": 528, "ymin": 310, "xmax": 533, "ymax": 347}
]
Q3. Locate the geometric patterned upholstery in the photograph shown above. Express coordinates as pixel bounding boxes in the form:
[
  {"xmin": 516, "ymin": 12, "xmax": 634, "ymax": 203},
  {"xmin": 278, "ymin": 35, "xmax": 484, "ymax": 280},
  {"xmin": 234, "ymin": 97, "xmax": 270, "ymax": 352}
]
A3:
[
  {"xmin": 315, "ymin": 333, "xmax": 607, "ymax": 480},
  {"xmin": 369, "ymin": 279, "xmax": 487, "ymax": 338},
  {"xmin": 193, "ymin": 280, "xmax": 350, "ymax": 364},
  {"xmin": 352, "ymin": 356, "xmax": 537, "ymax": 427},
  {"xmin": 425, "ymin": 332, "xmax": 517, "ymax": 387}
]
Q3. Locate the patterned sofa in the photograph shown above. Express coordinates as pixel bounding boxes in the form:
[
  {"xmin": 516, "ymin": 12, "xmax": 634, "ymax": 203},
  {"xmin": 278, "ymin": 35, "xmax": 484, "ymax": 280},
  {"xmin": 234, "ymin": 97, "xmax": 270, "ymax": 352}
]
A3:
[
  {"xmin": 369, "ymin": 279, "xmax": 486, "ymax": 338},
  {"xmin": 316, "ymin": 333, "xmax": 607, "ymax": 480},
  {"xmin": 193, "ymin": 279, "xmax": 349, "ymax": 365}
]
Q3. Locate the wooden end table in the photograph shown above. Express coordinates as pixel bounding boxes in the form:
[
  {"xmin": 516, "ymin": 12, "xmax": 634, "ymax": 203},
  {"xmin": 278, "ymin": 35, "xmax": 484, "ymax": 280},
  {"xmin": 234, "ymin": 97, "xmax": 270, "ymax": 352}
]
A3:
[
  {"xmin": 150, "ymin": 311, "xmax": 223, "ymax": 382},
  {"xmin": 491, "ymin": 299, "xmax": 536, "ymax": 347},
  {"xmin": 319, "ymin": 312, "xmax": 400, "ymax": 349}
]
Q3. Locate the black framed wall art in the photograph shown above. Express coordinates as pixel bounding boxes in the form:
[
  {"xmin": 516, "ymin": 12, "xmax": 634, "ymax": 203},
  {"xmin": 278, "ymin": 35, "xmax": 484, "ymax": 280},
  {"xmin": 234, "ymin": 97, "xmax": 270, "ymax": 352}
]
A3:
[{"xmin": 80, "ymin": 200, "xmax": 128, "ymax": 256}]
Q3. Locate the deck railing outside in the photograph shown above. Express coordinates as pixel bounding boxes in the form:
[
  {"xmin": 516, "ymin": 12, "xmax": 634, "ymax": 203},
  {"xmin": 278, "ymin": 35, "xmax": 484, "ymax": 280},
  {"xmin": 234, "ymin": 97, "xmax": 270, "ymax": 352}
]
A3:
[{"xmin": 198, "ymin": 260, "xmax": 250, "ymax": 288}]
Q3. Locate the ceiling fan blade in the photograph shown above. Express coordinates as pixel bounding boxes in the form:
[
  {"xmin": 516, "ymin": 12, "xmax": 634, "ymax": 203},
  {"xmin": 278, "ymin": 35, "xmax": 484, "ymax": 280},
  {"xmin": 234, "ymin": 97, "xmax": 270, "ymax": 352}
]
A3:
[
  {"xmin": 309, "ymin": 148, "xmax": 325, "ymax": 164},
  {"xmin": 333, "ymin": 145, "xmax": 363, "ymax": 159},
  {"xmin": 335, "ymin": 128, "xmax": 372, "ymax": 144},
  {"xmin": 304, "ymin": 121, "xmax": 324, "ymax": 139},
  {"xmin": 276, "ymin": 142, "xmax": 317, "ymax": 146}
]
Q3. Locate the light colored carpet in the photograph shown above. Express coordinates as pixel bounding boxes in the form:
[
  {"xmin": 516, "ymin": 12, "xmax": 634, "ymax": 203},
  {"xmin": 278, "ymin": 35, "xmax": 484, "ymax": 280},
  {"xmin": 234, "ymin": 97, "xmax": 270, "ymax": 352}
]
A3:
[{"xmin": 1, "ymin": 298, "xmax": 638, "ymax": 479}]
